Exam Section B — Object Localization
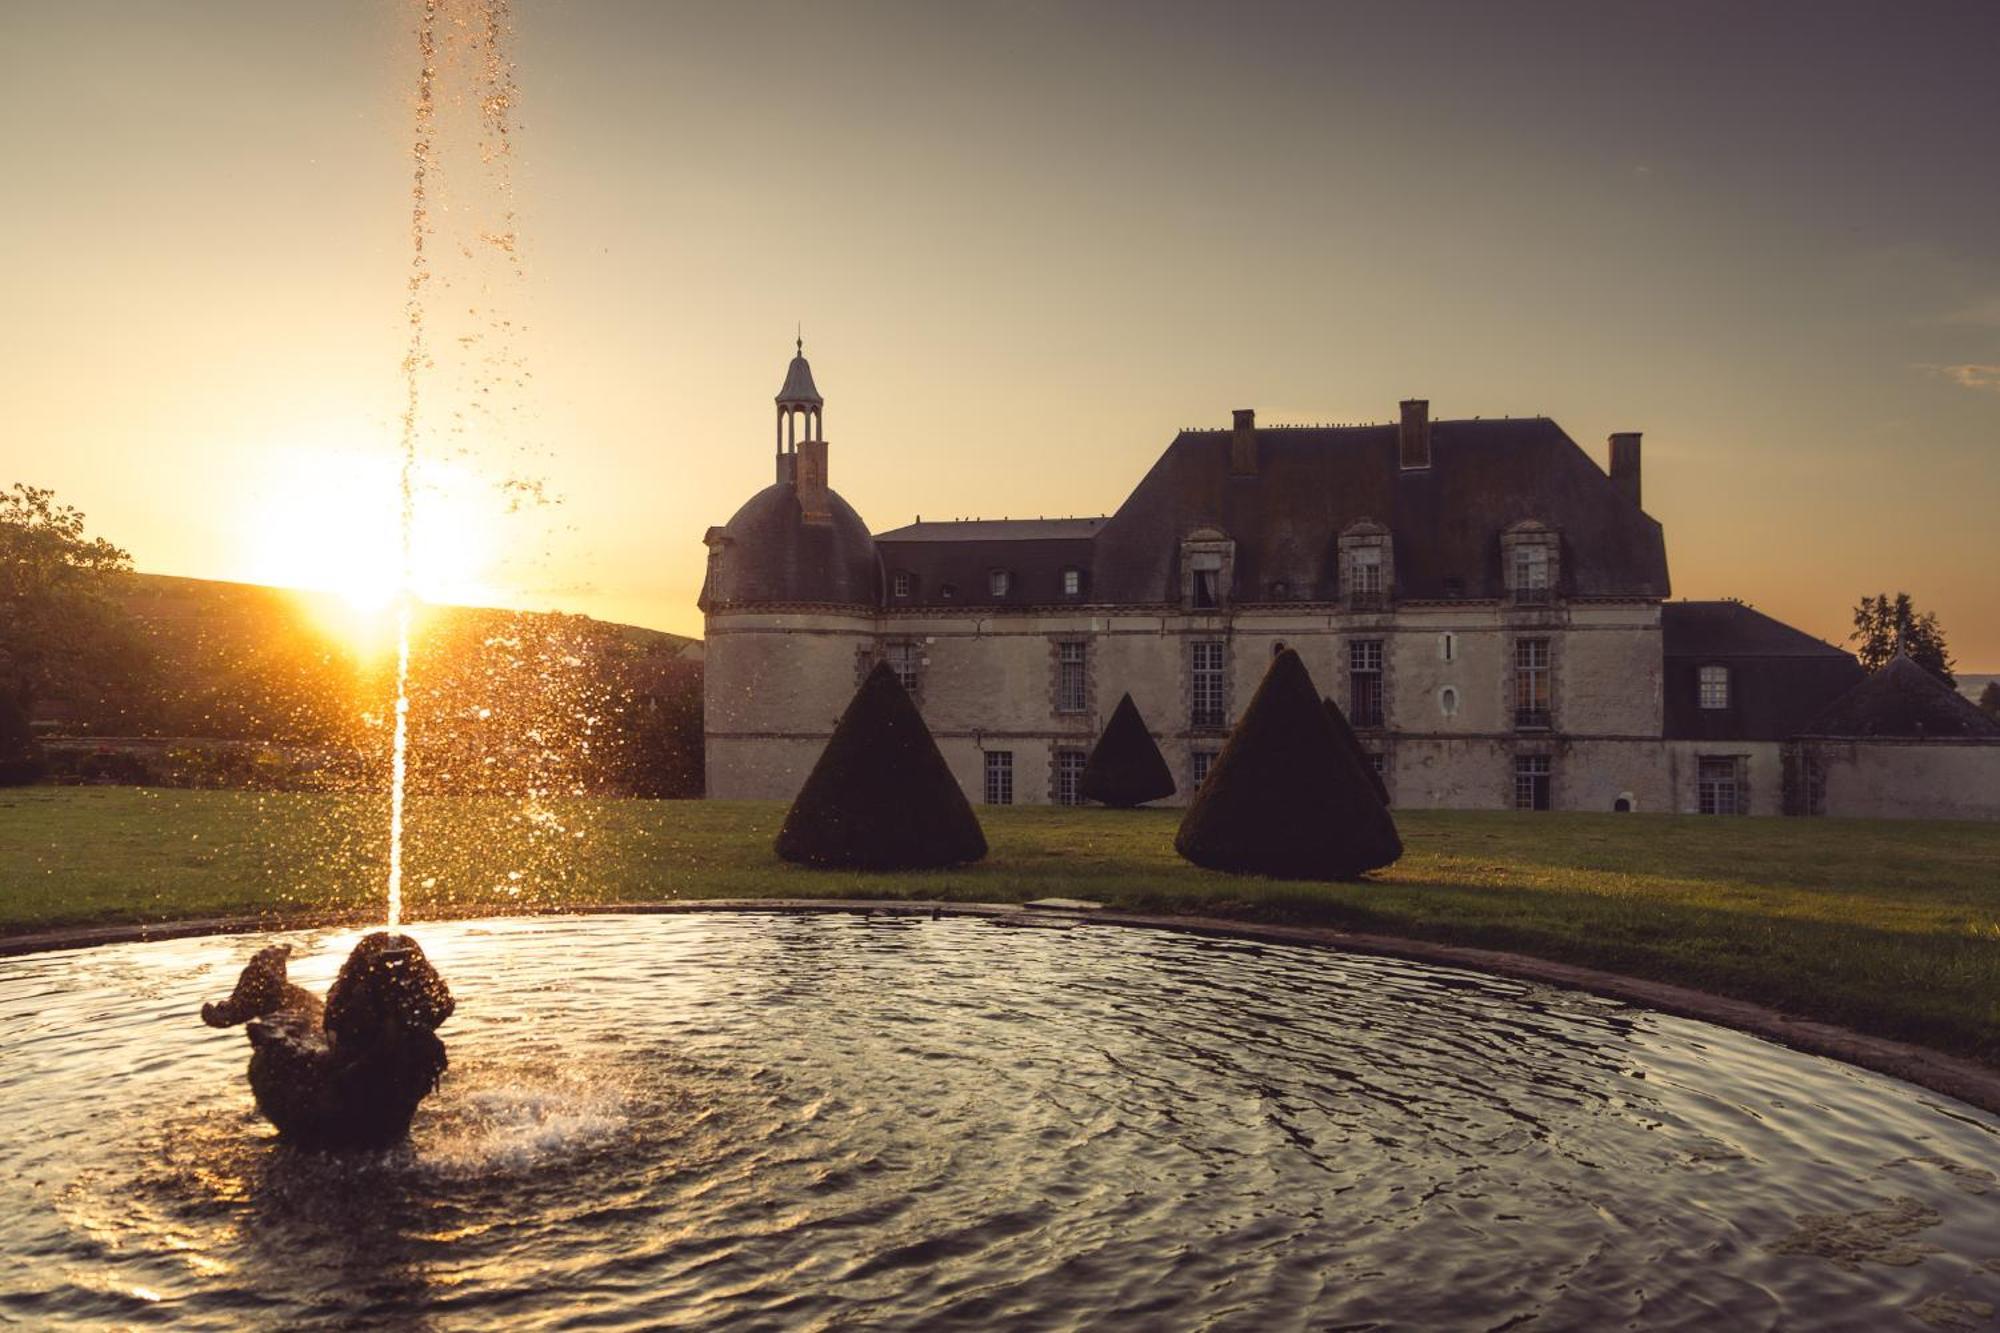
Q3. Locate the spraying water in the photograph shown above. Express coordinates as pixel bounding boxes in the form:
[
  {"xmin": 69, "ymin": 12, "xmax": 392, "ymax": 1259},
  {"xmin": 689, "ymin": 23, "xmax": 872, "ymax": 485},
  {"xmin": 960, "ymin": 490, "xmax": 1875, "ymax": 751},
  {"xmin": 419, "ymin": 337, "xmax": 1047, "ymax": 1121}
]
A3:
[{"xmin": 388, "ymin": 2, "xmax": 441, "ymax": 928}]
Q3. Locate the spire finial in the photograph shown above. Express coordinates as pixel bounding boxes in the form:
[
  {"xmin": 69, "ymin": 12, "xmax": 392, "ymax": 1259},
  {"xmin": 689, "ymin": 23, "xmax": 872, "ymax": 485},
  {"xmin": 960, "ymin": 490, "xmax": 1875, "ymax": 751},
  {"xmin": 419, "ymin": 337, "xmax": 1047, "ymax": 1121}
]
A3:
[{"xmin": 796, "ymin": 323, "xmax": 803, "ymax": 357}]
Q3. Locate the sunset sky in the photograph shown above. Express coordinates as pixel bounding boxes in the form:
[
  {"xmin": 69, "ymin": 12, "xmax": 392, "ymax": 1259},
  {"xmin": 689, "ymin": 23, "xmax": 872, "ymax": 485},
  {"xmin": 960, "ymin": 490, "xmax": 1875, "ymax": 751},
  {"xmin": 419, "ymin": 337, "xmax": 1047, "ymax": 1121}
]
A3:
[{"xmin": 3, "ymin": 1, "xmax": 1996, "ymax": 665}]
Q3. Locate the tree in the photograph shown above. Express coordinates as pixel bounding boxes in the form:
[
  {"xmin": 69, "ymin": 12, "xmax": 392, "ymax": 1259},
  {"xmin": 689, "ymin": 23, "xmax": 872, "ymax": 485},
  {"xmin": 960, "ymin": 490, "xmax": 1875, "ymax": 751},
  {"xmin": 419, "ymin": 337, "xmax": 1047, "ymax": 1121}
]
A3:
[
  {"xmin": 1850, "ymin": 592, "xmax": 1954, "ymax": 687},
  {"xmin": 1080, "ymin": 693, "xmax": 1175, "ymax": 807},
  {"xmin": 1979, "ymin": 681, "xmax": 2000, "ymax": 722},
  {"xmin": 1175, "ymin": 648, "xmax": 1401, "ymax": 881},
  {"xmin": 775, "ymin": 661, "xmax": 987, "ymax": 869},
  {"xmin": 0, "ymin": 484, "xmax": 138, "ymax": 717}
]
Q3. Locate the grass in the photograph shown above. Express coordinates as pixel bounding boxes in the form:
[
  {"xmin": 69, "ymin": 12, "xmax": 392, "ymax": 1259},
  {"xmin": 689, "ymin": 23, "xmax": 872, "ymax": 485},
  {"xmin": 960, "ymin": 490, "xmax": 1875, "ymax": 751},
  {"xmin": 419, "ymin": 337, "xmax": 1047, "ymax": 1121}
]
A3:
[{"xmin": 3, "ymin": 786, "xmax": 1997, "ymax": 1066}]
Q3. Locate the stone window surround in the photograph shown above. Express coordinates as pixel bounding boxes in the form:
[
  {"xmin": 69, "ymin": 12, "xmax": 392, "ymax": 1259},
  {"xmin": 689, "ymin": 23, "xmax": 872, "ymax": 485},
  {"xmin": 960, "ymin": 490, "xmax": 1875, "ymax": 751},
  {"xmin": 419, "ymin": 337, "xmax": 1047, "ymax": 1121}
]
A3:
[
  {"xmin": 1501, "ymin": 520, "xmax": 1562, "ymax": 602},
  {"xmin": 1337, "ymin": 519, "xmax": 1394, "ymax": 608},
  {"xmin": 1696, "ymin": 752, "xmax": 1749, "ymax": 815},
  {"xmin": 1180, "ymin": 527, "xmax": 1236, "ymax": 612},
  {"xmin": 1186, "ymin": 636, "xmax": 1230, "ymax": 732},
  {"xmin": 1049, "ymin": 636, "xmax": 1094, "ymax": 717}
]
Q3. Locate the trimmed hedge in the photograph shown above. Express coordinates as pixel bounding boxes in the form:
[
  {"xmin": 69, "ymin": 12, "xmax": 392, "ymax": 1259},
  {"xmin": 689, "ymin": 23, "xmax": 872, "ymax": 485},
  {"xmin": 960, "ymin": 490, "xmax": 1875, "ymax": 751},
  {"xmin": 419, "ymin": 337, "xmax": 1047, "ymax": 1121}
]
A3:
[
  {"xmin": 1175, "ymin": 649, "xmax": 1401, "ymax": 880},
  {"xmin": 1080, "ymin": 693, "xmax": 1175, "ymax": 807},
  {"xmin": 775, "ymin": 661, "xmax": 988, "ymax": 870}
]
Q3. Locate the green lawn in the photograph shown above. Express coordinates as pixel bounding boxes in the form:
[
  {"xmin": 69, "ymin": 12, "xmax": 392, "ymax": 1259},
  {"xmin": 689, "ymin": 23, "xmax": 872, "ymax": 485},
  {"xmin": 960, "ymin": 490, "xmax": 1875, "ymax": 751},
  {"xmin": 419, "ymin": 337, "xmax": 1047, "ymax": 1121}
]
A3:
[{"xmin": 4, "ymin": 786, "xmax": 1998, "ymax": 1065}]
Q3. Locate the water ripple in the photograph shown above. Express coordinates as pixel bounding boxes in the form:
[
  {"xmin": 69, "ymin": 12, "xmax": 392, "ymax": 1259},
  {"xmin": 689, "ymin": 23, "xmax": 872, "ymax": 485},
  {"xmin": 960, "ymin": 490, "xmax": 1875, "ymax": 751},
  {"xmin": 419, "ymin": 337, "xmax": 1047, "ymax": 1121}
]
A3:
[{"xmin": 0, "ymin": 913, "xmax": 1996, "ymax": 1330}]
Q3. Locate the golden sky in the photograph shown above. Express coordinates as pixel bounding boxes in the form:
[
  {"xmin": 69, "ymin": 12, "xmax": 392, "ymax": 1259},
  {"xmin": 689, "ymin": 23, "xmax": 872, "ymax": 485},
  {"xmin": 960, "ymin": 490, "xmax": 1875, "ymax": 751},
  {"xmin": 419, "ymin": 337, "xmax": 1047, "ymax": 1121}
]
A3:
[{"xmin": 3, "ymin": 1, "xmax": 1996, "ymax": 665}]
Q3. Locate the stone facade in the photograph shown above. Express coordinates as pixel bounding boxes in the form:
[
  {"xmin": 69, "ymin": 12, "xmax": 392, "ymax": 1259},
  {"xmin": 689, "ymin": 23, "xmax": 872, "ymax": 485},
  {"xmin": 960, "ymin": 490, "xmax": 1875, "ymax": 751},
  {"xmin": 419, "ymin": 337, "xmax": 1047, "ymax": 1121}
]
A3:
[{"xmin": 701, "ymin": 350, "xmax": 2000, "ymax": 820}]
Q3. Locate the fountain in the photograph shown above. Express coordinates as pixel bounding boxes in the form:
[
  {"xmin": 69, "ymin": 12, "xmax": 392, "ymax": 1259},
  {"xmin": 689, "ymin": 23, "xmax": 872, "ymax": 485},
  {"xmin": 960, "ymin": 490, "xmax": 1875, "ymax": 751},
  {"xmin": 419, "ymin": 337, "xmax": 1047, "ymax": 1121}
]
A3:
[{"xmin": 1, "ymin": 3, "xmax": 1998, "ymax": 1327}]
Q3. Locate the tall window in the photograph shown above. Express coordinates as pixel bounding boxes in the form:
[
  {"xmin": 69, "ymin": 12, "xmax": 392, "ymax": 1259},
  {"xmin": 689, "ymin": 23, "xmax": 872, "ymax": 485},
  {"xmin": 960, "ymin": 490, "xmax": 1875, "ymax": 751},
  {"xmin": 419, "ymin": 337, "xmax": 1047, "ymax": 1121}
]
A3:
[
  {"xmin": 1054, "ymin": 750, "xmax": 1087, "ymax": 806},
  {"xmin": 1515, "ymin": 638, "xmax": 1551, "ymax": 729},
  {"xmin": 1192, "ymin": 750, "xmax": 1217, "ymax": 787},
  {"xmin": 1514, "ymin": 754, "xmax": 1552, "ymax": 811},
  {"xmin": 1056, "ymin": 641, "xmax": 1087, "ymax": 713},
  {"xmin": 1699, "ymin": 665, "xmax": 1730, "ymax": 710},
  {"xmin": 1062, "ymin": 568, "xmax": 1081, "ymax": 596},
  {"xmin": 892, "ymin": 571, "xmax": 911, "ymax": 598},
  {"xmin": 885, "ymin": 641, "xmax": 919, "ymax": 692},
  {"xmin": 1698, "ymin": 756, "xmax": 1744, "ymax": 815},
  {"xmin": 984, "ymin": 751, "xmax": 1014, "ymax": 805},
  {"xmin": 1349, "ymin": 639, "xmax": 1384, "ymax": 728},
  {"xmin": 1191, "ymin": 640, "xmax": 1226, "ymax": 727},
  {"xmin": 989, "ymin": 569, "xmax": 1011, "ymax": 597}
]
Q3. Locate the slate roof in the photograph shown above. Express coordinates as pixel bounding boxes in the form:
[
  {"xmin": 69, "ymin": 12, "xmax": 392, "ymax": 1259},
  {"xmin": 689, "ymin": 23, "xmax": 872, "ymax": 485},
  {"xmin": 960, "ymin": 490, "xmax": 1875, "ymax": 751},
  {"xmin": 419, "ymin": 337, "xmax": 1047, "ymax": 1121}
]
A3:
[
  {"xmin": 875, "ymin": 518, "xmax": 1107, "ymax": 542},
  {"xmin": 776, "ymin": 351, "xmax": 822, "ymax": 406},
  {"xmin": 701, "ymin": 482, "xmax": 879, "ymax": 609},
  {"xmin": 1661, "ymin": 601, "xmax": 1864, "ymax": 741},
  {"xmin": 714, "ymin": 414, "xmax": 1672, "ymax": 613},
  {"xmin": 1801, "ymin": 655, "xmax": 2000, "ymax": 739}
]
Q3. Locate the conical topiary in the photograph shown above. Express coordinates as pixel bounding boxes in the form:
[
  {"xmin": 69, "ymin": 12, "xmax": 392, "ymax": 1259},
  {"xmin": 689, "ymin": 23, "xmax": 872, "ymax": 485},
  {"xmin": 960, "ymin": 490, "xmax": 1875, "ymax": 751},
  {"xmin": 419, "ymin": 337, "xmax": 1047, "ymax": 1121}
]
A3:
[
  {"xmin": 1080, "ymin": 693, "xmax": 1175, "ymax": 808},
  {"xmin": 775, "ymin": 661, "xmax": 988, "ymax": 870},
  {"xmin": 1324, "ymin": 696, "xmax": 1390, "ymax": 806},
  {"xmin": 1175, "ymin": 649, "xmax": 1401, "ymax": 880}
]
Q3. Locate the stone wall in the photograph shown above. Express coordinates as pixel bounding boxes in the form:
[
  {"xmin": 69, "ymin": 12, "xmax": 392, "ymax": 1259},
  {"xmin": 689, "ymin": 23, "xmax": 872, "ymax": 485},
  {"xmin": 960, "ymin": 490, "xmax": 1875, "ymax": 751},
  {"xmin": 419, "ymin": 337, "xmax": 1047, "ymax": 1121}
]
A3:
[
  {"xmin": 1804, "ymin": 740, "xmax": 2000, "ymax": 821},
  {"xmin": 706, "ymin": 601, "xmax": 1674, "ymax": 810}
]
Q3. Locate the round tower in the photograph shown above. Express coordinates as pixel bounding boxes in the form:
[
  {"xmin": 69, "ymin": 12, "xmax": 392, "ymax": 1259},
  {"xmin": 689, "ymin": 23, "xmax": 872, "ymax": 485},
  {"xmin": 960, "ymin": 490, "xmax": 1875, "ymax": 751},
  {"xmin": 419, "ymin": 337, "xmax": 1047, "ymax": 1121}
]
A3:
[{"xmin": 700, "ymin": 341, "xmax": 881, "ymax": 799}]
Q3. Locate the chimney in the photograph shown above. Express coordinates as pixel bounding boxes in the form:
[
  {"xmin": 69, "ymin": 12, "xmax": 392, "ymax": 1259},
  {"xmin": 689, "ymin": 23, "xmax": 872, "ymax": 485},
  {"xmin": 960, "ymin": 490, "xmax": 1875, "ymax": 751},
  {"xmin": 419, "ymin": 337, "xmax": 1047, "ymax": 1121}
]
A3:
[
  {"xmin": 1398, "ymin": 399, "xmax": 1431, "ymax": 470},
  {"xmin": 796, "ymin": 437, "xmax": 831, "ymax": 525},
  {"xmin": 1608, "ymin": 432, "xmax": 1641, "ymax": 508},
  {"xmin": 1230, "ymin": 408, "xmax": 1258, "ymax": 475}
]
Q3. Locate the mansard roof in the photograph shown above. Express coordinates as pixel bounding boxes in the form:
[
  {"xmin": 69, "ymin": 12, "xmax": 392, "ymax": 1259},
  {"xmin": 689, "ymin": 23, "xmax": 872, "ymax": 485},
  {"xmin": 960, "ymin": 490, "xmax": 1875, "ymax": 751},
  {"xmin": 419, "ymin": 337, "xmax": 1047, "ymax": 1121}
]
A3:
[
  {"xmin": 1660, "ymin": 601, "xmax": 1864, "ymax": 741},
  {"xmin": 712, "ymin": 411, "xmax": 1674, "ymax": 612},
  {"xmin": 1088, "ymin": 417, "xmax": 1669, "ymax": 604},
  {"xmin": 1801, "ymin": 655, "xmax": 2000, "ymax": 739}
]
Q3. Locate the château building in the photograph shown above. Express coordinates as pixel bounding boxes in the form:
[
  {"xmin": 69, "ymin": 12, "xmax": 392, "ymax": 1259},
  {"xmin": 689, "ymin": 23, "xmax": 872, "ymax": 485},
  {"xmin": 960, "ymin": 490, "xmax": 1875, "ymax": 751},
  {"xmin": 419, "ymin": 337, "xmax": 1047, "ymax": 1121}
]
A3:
[{"xmin": 700, "ymin": 345, "xmax": 2000, "ymax": 820}]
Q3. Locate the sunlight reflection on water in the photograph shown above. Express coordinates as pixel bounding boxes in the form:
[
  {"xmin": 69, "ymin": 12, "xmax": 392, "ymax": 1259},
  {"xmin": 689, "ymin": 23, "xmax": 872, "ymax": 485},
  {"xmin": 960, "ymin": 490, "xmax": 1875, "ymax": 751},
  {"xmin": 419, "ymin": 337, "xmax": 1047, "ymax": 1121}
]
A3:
[{"xmin": 1, "ymin": 913, "xmax": 1997, "ymax": 1330}]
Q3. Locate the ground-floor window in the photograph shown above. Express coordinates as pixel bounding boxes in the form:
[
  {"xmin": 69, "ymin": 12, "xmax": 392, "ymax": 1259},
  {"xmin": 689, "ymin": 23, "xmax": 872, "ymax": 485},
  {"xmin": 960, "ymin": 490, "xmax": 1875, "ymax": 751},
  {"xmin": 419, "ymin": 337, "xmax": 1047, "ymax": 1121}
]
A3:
[
  {"xmin": 1191, "ymin": 750, "xmax": 1217, "ymax": 788},
  {"xmin": 1513, "ymin": 754, "xmax": 1552, "ymax": 811},
  {"xmin": 1054, "ymin": 749, "xmax": 1086, "ymax": 806},
  {"xmin": 1698, "ymin": 755, "xmax": 1745, "ymax": 815},
  {"xmin": 984, "ymin": 750, "xmax": 1014, "ymax": 805},
  {"xmin": 1368, "ymin": 752, "xmax": 1389, "ymax": 803}
]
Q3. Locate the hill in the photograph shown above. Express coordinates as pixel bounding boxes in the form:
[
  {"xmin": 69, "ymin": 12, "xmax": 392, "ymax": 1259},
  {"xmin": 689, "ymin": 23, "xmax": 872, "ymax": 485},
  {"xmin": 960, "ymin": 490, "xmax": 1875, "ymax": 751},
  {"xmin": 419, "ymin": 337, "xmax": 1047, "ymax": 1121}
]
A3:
[{"xmin": 32, "ymin": 573, "xmax": 704, "ymax": 797}]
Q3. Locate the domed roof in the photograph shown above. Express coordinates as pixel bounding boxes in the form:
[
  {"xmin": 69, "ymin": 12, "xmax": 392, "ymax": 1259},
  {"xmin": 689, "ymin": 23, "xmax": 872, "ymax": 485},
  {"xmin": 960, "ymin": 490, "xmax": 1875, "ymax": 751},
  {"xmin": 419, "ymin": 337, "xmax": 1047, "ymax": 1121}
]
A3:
[
  {"xmin": 704, "ymin": 482, "xmax": 879, "ymax": 608},
  {"xmin": 776, "ymin": 343, "xmax": 822, "ymax": 406}
]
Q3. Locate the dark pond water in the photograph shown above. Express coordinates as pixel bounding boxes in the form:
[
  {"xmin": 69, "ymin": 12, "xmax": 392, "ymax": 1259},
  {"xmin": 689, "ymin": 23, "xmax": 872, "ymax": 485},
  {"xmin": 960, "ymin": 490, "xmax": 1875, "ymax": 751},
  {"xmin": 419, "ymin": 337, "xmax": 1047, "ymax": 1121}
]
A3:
[{"xmin": 1, "ymin": 912, "xmax": 1996, "ymax": 1330}]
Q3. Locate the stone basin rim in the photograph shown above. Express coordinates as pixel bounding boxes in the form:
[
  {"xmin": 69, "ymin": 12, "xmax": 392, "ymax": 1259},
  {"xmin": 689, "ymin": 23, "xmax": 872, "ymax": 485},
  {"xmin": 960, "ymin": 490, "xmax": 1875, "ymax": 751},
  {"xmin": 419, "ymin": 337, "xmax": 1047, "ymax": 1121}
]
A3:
[{"xmin": 4, "ymin": 898, "xmax": 1996, "ymax": 1118}]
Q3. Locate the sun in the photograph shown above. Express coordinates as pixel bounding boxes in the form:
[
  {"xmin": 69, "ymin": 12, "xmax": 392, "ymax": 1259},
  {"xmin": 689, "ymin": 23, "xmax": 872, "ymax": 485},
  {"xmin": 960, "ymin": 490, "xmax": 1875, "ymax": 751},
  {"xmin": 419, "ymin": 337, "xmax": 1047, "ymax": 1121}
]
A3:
[{"xmin": 240, "ymin": 445, "xmax": 500, "ymax": 634}]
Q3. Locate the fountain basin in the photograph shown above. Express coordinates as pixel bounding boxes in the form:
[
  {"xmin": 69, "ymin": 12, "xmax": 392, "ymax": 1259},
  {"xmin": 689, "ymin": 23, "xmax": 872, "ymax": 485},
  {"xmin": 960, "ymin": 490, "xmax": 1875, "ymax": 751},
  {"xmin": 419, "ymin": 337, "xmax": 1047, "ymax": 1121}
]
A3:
[{"xmin": 2, "ymin": 911, "xmax": 1996, "ymax": 1329}]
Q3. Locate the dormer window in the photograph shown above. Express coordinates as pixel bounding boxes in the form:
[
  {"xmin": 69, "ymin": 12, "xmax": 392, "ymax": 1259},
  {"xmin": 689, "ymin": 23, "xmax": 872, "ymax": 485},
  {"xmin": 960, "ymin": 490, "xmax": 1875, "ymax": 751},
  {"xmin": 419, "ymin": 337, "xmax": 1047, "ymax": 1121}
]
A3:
[
  {"xmin": 892, "ymin": 571, "xmax": 912, "ymax": 598},
  {"xmin": 1062, "ymin": 568, "xmax": 1081, "ymax": 597},
  {"xmin": 1179, "ymin": 528, "xmax": 1234, "ymax": 612},
  {"xmin": 989, "ymin": 569, "xmax": 1011, "ymax": 597},
  {"xmin": 1501, "ymin": 521, "xmax": 1560, "ymax": 605},
  {"xmin": 940, "ymin": 582, "xmax": 957, "ymax": 600},
  {"xmin": 1338, "ymin": 519, "xmax": 1392, "ymax": 611},
  {"xmin": 1699, "ymin": 665, "xmax": 1730, "ymax": 709}
]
